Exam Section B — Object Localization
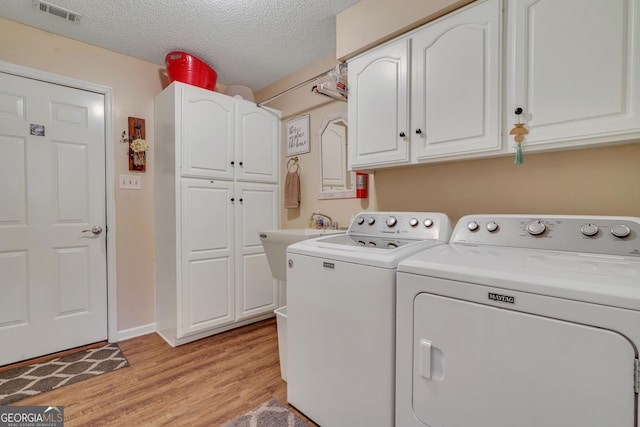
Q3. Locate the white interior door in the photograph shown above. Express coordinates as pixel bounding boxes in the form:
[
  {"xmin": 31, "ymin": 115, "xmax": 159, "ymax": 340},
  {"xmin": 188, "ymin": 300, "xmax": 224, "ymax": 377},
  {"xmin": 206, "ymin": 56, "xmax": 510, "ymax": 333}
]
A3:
[{"xmin": 0, "ymin": 72, "xmax": 107, "ymax": 365}]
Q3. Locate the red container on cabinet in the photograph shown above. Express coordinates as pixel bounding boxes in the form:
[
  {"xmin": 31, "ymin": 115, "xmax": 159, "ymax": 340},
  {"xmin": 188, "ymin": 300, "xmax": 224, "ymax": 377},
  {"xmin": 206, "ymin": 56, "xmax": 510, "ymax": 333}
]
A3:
[{"xmin": 165, "ymin": 51, "xmax": 217, "ymax": 91}]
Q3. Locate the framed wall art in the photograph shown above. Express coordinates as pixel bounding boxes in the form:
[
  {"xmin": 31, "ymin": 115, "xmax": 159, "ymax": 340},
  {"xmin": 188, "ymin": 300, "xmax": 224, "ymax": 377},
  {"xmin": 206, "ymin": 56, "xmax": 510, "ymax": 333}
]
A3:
[{"xmin": 286, "ymin": 114, "xmax": 310, "ymax": 156}]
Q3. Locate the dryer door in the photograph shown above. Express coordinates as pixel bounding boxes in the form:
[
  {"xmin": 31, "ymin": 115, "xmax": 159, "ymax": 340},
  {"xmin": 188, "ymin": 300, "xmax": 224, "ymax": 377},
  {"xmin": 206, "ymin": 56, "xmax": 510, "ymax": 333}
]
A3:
[{"xmin": 413, "ymin": 293, "xmax": 636, "ymax": 427}]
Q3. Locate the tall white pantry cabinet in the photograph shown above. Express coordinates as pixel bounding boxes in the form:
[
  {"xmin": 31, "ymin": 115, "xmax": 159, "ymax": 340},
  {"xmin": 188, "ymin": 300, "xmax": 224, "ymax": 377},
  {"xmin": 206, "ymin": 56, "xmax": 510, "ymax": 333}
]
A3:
[{"xmin": 154, "ymin": 81, "xmax": 280, "ymax": 346}]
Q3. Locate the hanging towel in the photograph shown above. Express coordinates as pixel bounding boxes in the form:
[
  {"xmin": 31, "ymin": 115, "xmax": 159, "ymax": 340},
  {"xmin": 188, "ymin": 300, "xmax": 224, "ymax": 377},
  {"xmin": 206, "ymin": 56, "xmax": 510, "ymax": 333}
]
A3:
[{"xmin": 284, "ymin": 160, "xmax": 300, "ymax": 209}]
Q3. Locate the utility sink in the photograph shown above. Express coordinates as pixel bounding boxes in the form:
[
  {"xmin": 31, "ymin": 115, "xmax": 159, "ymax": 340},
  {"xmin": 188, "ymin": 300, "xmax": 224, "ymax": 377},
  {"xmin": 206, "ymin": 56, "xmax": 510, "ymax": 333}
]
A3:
[{"xmin": 259, "ymin": 228, "xmax": 344, "ymax": 281}]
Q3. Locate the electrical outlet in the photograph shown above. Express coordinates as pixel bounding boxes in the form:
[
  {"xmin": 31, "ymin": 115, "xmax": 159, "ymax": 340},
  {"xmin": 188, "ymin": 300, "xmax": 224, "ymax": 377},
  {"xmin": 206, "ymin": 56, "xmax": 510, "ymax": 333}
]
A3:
[{"xmin": 119, "ymin": 174, "xmax": 142, "ymax": 190}]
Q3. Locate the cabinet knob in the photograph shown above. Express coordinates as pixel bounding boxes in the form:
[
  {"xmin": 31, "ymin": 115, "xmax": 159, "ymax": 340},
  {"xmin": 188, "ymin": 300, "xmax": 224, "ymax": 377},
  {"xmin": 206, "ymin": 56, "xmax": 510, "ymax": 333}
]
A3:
[
  {"xmin": 239, "ymin": 198, "xmax": 243, "ymax": 202},
  {"xmin": 230, "ymin": 161, "xmax": 235, "ymax": 165},
  {"xmin": 399, "ymin": 132, "xmax": 406, "ymax": 138},
  {"xmin": 415, "ymin": 128, "xmax": 422, "ymax": 134},
  {"xmin": 514, "ymin": 107, "xmax": 523, "ymax": 115},
  {"xmin": 230, "ymin": 198, "xmax": 235, "ymax": 202},
  {"xmin": 239, "ymin": 161, "xmax": 243, "ymax": 166}
]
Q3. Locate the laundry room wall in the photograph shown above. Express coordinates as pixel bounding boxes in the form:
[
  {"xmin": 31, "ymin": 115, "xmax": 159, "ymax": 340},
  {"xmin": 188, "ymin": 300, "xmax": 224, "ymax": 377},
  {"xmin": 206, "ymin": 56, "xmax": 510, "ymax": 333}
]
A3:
[
  {"xmin": 256, "ymin": 55, "xmax": 378, "ymax": 230},
  {"xmin": 0, "ymin": 17, "xmax": 160, "ymax": 335},
  {"xmin": 374, "ymin": 144, "xmax": 640, "ymax": 223}
]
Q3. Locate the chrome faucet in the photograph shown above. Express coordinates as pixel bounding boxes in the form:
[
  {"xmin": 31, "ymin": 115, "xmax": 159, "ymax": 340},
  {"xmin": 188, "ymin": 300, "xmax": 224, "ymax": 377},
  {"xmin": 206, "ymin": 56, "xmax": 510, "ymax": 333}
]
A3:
[{"xmin": 310, "ymin": 212, "xmax": 334, "ymax": 229}]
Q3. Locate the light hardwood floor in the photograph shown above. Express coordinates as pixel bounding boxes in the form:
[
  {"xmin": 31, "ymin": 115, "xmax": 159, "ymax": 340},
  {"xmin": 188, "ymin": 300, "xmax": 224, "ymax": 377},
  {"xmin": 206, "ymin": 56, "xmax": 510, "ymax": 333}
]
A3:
[{"xmin": 12, "ymin": 318, "xmax": 317, "ymax": 426}]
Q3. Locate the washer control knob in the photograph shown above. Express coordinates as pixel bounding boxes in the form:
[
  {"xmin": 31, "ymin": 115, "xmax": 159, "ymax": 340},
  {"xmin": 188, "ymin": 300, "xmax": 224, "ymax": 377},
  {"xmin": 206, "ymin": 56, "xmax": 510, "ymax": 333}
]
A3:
[
  {"xmin": 526, "ymin": 220, "xmax": 546, "ymax": 236},
  {"xmin": 580, "ymin": 223, "xmax": 599, "ymax": 237},
  {"xmin": 387, "ymin": 242, "xmax": 398, "ymax": 249},
  {"xmin": 486, "ymin": 221, "xmax": 499, "ymax": 232},
  {"xmin": 367, "ymin": 241, "xmax": 376, "ymax": 247},
  {"xmin": 467, "ymin": 221, "xmax": 479, "ymax": 232},
  {"xmin": 386, "ymin": 216, "xmax": 398, "ymax": 227},
  {"xmin": 409, "ymin": 218, "xmax": 419, "ymax": 227},
  {"xmin": 611, "ymin": 224, "xmax": 631, "ymax": 238},
  {"xmin": 367, "ymin": 217, "xmax": 376, "ymax": 225},
  {"xmin": 356, "ymin": 216, "xmax": 365, "ymax": 225},
  {"xmin": 423, "ymin": 218, "xmax": 434, "ymax": 228}
]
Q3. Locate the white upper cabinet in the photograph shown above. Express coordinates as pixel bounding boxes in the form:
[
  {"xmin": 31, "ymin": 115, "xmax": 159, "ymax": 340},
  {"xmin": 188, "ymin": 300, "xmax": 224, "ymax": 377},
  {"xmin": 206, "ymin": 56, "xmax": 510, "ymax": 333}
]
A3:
[
  {"xmin": 347, "ymin": 0, "xmax": 501, "ymax": 170},
  {"xmin": 348, "ymin": 0, "xmax": 640, "ymax": 169},
  {"xmin": 235, "ymin": 100, "xmax": 280, "ymax": 183},
  {"xmin": 348, "ymin": 38, "xmax": 410, "ymax": 169},
  {"xmin": 181, "ymin": 84, "xmax": 235, "ymax": 179},
  {"xmin": 179, "ymin": 83, "xmax": 280, "ymax": 182},
  {"xmin": 506, "ymin": 0, "xmax": 640, "ymax": 152},
  {"xmin": 412, "ymin": 0, "xmax": 501, "ymax": 161}
]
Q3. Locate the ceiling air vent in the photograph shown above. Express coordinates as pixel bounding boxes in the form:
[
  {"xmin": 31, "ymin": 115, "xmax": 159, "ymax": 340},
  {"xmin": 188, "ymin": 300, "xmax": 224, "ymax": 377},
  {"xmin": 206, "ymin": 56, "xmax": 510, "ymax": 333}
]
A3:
[{"xmin": 33, "ymin": 0, "xmax": 82, "ymax": 24}]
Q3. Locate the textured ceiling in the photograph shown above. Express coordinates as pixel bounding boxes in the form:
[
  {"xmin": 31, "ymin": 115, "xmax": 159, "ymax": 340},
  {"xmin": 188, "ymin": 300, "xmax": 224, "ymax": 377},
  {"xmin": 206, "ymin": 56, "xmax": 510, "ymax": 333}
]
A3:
[{"xmin": 0, "ymin": 0, "xmax": 360, "ymax": 92}]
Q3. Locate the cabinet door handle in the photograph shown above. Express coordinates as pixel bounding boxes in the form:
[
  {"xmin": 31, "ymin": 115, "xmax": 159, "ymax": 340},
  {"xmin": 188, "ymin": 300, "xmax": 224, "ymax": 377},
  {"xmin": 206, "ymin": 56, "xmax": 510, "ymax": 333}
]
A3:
[
  {"xmin": 415, "ymin": 128, "xmax": 422, "ymax": 134},
  {"xmin": 399, "ymin": 131, "xmax": 406, "ymax": 138}
]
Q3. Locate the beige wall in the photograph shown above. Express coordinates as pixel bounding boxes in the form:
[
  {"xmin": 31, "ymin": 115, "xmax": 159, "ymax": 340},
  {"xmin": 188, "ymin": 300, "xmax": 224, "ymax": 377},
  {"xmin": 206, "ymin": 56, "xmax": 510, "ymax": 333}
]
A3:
[
  {"xmin": 336, "ymin": 0, "xmax": 474, "ymax": 60},
  {"xmin": 375, "ymin": 144, "xmax": 640, "ymax": 223},
  {"xmin": 0, "ymin": 18, "xmax": 161, "ymax": 332},
  {"xmin": 256, "ymin": 55, "xmax": 377, "ymax": 229}
]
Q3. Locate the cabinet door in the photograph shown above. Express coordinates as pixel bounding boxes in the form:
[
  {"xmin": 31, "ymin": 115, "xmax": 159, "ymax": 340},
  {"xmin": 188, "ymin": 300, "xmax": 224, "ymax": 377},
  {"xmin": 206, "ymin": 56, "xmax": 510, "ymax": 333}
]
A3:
[
  {"xmin": 507, "ymin": 0, "xmax": 640, "ymax": 151},
  {"xmin": 179, "ymin": 179, "xmax": 235, "ymax": 337},
  {"xmin": 412, "ymin": 0, "xmax": 501, "ymax": 161},
  {"xmin": 234, "ymin": 183, "xmax": 278, "ymax": 320},
  {"xmin": 181, "ymin": 84, "xmax": 235, "ymax": 179},
  {"xmin": 235, "ymin": 101, "xmax": 280, "ymax": 183},
  {"xmin": 348, "ymin": 38, "xmax": 410, "ymax": 169}
]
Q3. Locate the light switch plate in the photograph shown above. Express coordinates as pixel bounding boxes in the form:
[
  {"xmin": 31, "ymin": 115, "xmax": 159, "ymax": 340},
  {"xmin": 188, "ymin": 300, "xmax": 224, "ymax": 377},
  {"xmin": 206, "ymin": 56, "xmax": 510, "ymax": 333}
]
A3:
[{"xmin": 119, "ymin": 174, "xmax": 142, "ymax": 190}]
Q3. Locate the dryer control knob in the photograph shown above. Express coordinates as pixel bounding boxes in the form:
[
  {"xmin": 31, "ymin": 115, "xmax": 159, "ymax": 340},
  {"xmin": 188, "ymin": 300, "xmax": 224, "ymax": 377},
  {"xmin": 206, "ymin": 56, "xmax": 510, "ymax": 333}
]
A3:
[
  {"xmin": 486, "ymin": 221, "xmax": 499, "ymax": 232},
  {"xmin": 611, "ymin": 224, "xmax": 631, "ymax": 238},
  {"xmin": 386, "ymin": 216, "xmax": 398, "ymax": 227},
  {"xmin": 423, "ymin": 218, "xmax": 434, "ymax": 228},
  {"xmin": 526, "ymin": 220, "xmax": 546, "ymax": 236},
  {"xmin": 580, "ymin": 223, "xmax": 599, "ymax": 237},
  {"xmin": 367, "ymin": 217, "xmax": 376, "ymax": 225},
  {"xmin": 356, "ymin": 216, "xmax": 365, "ymax": 225},
  {"xmin": 409, "ymin": 218, "xmax": 419, "ymax": 227},
  {"xmin": 467, "ymin": 221, "xmax": 479, "ymax": 232}
]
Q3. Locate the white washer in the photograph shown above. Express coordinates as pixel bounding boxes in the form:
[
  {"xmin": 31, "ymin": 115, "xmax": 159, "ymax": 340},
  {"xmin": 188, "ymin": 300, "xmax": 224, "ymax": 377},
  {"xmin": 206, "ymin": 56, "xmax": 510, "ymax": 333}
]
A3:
[
  {"xmin": 396, "ymin": 214, "xmax": 640, "ymax": 427},
  {"xmin": 286, "ymin": 212, "xmax": 451, "ymax": 427}
]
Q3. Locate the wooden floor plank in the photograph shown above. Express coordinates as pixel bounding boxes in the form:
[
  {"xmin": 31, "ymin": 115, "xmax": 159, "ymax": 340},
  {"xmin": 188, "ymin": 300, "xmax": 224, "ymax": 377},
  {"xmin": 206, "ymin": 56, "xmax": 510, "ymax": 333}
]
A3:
[{"xmin": 10, "ymin": 319, "xmax": 316, "ymax": 426}]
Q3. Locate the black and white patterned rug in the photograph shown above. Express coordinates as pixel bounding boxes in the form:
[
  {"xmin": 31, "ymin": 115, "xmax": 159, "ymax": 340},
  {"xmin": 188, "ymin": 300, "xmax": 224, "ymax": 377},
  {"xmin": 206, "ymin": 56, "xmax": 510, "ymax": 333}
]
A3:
[
  {"xmin": 0, "ymin": 343, "xmax": 129, "ymax": 405},
  {"xmin": 222, "ymin": 399, "xmax": 311, "ymax": 427}
]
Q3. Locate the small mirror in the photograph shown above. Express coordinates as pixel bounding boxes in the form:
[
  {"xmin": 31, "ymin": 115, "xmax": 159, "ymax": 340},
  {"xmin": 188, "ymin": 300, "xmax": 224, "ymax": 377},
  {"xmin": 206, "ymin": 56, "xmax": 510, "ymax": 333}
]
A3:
[{"xmin": 318, "ymin": 110, "xmax": 355, "ymax": 199}]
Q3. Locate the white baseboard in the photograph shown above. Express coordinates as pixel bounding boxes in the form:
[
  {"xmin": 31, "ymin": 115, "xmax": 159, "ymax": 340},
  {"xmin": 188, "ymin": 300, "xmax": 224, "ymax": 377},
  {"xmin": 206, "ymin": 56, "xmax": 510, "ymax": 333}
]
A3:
[{"xmin": 114, "ymin": 323, "xmax": 157, "ymax": 342}]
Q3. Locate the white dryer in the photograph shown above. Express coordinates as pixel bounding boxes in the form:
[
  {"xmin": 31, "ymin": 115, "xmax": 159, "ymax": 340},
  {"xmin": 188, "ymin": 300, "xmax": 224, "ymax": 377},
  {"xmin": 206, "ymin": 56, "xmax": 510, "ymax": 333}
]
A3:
[
  {"xmin": 286, "ymin": 212, "xmax": 451, "ymax": 427},
  {"xmin": 396, "ymin": 214, "xmax": 640, "ymax": 427}
]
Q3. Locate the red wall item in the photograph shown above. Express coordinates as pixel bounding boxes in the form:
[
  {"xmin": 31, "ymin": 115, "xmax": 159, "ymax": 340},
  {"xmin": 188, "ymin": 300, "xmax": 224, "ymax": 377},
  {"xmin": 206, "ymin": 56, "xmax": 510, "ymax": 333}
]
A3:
[{"xmin": 356, "ymin": 172, "xmax": 368, "ymax": 198}]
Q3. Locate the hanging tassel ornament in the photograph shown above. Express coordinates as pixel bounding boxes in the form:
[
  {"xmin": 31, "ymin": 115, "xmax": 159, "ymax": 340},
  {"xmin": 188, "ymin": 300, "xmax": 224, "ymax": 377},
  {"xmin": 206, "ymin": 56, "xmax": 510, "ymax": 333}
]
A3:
[{"xmin": 509, "ymin": 108, "xmax": 528, "ymax": 165}]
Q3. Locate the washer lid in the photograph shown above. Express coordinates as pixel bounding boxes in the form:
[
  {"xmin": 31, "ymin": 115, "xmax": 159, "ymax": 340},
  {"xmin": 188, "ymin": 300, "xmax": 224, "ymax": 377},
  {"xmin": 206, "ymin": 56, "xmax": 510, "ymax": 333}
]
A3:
[
  {"xmin": 287, "ymin": 234, "xmax": 445, "ymax": 268},
  {"xmin": 398, "ymin": 244, "xmax": 640, "ymax": 311}
]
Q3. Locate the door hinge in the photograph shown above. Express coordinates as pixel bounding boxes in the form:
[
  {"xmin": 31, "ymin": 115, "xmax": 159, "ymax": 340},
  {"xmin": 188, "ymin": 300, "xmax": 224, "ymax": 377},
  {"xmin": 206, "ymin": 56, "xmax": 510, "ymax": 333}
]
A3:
[{"xmin": 635, "ymin": 359, "xmax": 639, "ymax": 394}]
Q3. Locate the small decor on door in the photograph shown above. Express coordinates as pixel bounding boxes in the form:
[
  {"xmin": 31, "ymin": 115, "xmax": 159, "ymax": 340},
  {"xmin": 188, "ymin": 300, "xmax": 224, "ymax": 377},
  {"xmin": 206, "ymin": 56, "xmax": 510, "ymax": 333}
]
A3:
[
  {"xmin": 286, "ymin": 114, "xmax": 310, "ymax": 156},
  {"xmin": 510, "ymin": 108, "xmax": 528, "ymax": 165},
  {"xmin": 123, "ymin": 117, "xmax": 148, "ymax": 172}
]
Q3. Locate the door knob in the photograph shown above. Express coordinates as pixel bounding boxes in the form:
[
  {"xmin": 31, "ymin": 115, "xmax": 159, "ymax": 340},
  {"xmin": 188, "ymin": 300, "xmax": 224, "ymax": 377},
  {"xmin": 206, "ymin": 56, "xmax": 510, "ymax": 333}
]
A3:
[{"xmin": 82, "ymin": 226, "xmax": 103, "ymax": 235}]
